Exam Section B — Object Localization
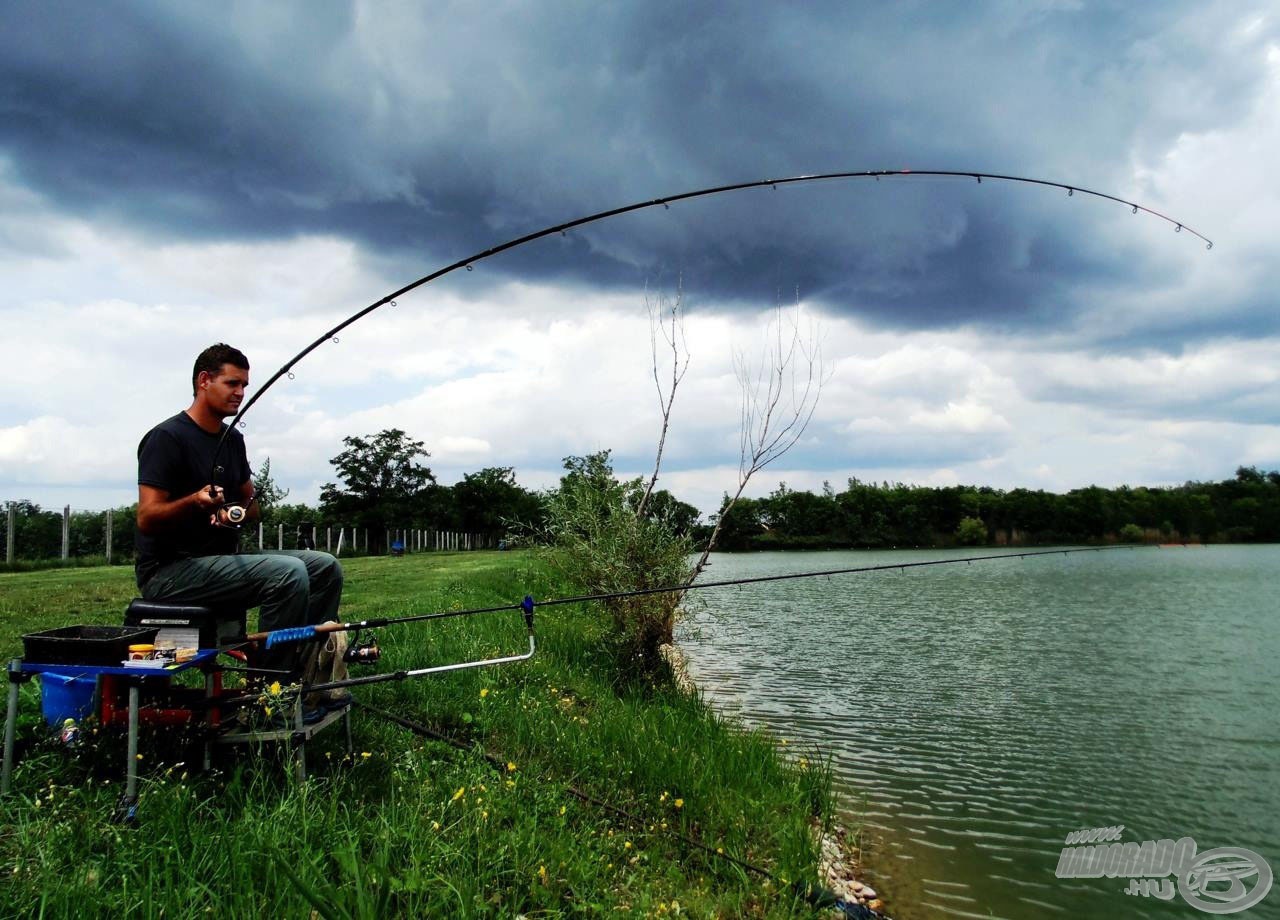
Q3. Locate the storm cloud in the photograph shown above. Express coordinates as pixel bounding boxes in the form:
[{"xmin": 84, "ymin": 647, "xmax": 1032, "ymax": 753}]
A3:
[
  {"xmin": 3, "ymin": 1, "xmax": 1272, "ymax": 335},
  {"xmin": 2, "ymin": 1, "xmax": 1278, "ymax": 512}
]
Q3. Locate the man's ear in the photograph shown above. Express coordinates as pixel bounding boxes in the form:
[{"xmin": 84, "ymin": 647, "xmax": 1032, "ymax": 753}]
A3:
[{"xmin": 197, "ymin": 370, "xmax": 212, "ymax": 390}]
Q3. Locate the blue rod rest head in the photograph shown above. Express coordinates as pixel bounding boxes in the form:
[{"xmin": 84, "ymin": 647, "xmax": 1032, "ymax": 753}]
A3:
[{"xmin": 521, "ymin": 595, "xmax": 535, "ymax": 629}]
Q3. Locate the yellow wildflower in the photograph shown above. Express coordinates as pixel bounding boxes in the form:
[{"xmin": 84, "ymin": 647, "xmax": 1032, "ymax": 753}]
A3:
[
  {"xmin": 451, "ymin": 786, "xmax": 466, "ymax": 802},
  {"xmin": 559, "ymin": 805, "xmax": 566, "ymax": 816},
  {"xmin": 479, "ymin": 688, "xmax": 489, "ymax": 699},
  {"xmin": 506, "ymin": 761, "xmax": 517, "ymax": 772},
  {"xmin": 538, "ymin": 865, "xmax": 548, "ymax": 883},
  {"xmin": 361, "ymin": 752, "xmax": 372, "ymax": 760},
  {"xmin": 269, "ymin": 681, "xmax": 282, "ymax": 694},
  {"xmin": 674, "ymin": 798, "xmax": 683, "ymax": 809}
]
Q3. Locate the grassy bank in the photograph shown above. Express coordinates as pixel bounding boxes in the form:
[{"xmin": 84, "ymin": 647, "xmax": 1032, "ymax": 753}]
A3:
[{"xmin": 1, "ymin": 551, "xmax": 840, "ymax": 917}]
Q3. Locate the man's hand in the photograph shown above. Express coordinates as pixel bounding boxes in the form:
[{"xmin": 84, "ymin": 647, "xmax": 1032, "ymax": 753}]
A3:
[
  {"xmin": 196, "ymin": 485, "xmax": 227, "ymax": 525},
  {"xmin": 137, "ymin": 483, "xmax": 230, "ymax": 535},
  {"xmin": 195, "ymin": 485, "xmax": 226, "ymax": 510}
]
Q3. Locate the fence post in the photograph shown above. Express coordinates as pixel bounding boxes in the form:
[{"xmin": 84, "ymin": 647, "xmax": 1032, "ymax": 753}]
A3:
[
  {"xmin": 105, "ymin": 509, "xmax": 113, "ymax": 565},
  {"xmin": 385, "ymin": 529, "xmax": 390, "ymax": 554},
  {"xmin": 326, "ymin": 526, "xmax": 332, "ymax": 553},
  {"xmin": 7, "ymin": 502, "xmax": 15, "ymax": 564},
  {"xmin": 62, "ymin": 505, "xmax": 70, "ymax": 560},
  {"xmin": 258, "ymin": 522, "xmax": 263, "ymax": 550},
  {"xmin": 278, "ymin": 523, "xmax": 284, "ymax": 550}
]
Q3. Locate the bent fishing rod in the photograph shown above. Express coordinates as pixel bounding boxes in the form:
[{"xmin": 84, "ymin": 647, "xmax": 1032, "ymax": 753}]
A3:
[
  {"xmin": 257, "ymin": 545, "xmax": 1138, "ymax": 694},
  {"xmin": 206, "ymin": 169, "xmax": 1212, "ymax": 485}
]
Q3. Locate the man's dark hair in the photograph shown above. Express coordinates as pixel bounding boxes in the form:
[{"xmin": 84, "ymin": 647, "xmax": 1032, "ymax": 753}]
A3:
[{"xmin": 192, "ymin": 343, "xmax": 250, "ymax": 396}]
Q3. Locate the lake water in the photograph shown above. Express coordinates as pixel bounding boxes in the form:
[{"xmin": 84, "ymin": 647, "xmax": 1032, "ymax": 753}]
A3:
[{"xmin": 678, "ymin": 545, "xmax": 1280, "ymax": 919}]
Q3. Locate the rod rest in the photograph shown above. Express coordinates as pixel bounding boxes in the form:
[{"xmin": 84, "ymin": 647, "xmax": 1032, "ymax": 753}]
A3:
[{"xmin": 124, "ymin": 599, "xmax": 248, "ymax": 649}]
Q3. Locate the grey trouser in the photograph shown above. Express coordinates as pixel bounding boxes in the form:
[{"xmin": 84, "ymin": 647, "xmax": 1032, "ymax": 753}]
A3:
[{"xmin": 141, "ymin": 550, "xmax": 344, "ymax": 678}]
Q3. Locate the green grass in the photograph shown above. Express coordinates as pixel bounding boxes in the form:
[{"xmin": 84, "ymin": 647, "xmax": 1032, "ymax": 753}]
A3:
[{"xmin": 0, "ymin": 552, "xmax": 841, "ymax": 918}]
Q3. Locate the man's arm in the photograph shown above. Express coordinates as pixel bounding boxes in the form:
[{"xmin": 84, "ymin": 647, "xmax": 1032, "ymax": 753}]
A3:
[{"xmin": 137, "ymin": 483, "xmax": 226, "ymax": 534}]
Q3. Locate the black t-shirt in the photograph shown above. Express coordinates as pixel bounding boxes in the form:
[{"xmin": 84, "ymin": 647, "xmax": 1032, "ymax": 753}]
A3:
[{"xmin": 135, "ymin": 412, "xmax": 252, "ymax": 583}]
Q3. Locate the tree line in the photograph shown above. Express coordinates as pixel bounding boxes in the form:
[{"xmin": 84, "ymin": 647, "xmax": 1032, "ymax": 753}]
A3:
[
  {"xmin": 1, "ymin": 431, "xmax": 697, "ymax": 563},
  {"xmin": 706, "ymin": 466, "xmax": 1280, "ymax": 549},
  {"xmin": 4, "ymin": 429, "xmax": 1278, "ymax": 564}
]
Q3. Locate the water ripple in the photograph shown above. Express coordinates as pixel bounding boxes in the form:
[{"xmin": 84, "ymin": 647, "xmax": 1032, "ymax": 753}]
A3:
[{"xmin": 680, "ymin": 546, "xmax": 1280, "ymax": 920}]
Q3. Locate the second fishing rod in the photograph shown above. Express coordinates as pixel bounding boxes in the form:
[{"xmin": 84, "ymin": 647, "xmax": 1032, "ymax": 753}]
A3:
[{"xmin": 254, "ymin": 544, "xmax": 1138, "ymax": 695}]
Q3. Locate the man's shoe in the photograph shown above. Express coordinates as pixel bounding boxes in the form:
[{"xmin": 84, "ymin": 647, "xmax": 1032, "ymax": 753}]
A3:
[{"xmin": 322, "ymin": 690, "xmax": 353, "ymax": 711}]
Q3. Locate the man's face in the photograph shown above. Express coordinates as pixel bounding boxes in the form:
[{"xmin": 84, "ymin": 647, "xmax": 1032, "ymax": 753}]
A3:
[{"xmin": 199, "ymin": 364, "xmax": 249, "ymax": 418}]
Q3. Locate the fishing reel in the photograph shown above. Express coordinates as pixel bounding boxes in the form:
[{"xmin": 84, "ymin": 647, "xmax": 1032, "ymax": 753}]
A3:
[
  {"xmin": 344, "ymin": 631, "xmax": 381, "ymax": 666},
  {"xmin": 211, "ymin": 503, "xmax": 247, "ymax": 530}
]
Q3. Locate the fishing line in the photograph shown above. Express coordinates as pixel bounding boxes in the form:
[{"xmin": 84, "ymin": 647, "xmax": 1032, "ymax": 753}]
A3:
[
  {"xmin": 208, "ymin": 169, "xmax": 1212, "ymax": 480},
  {"xmin": 262, "ymin": 544, "xmax": 1137, "ymax": 653}
]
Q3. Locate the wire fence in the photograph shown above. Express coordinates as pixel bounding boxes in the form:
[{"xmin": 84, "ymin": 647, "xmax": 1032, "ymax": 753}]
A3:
[{"xmin": 1, "ymin": 502, "xmax": 500, "ymax": 569}]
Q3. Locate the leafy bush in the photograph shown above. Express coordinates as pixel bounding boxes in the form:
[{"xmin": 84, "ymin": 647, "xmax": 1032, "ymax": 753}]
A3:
[
  {"xmin": 954, "ymin": 515, "xmax": 988, "ymax": 546},
  {"xmin": 1118, "ymin": 523, "xmax": 1146, "ymax": 543},
  {"xmin": 540, "ymin": 452, "xmax": 692, "ymax": 684}
]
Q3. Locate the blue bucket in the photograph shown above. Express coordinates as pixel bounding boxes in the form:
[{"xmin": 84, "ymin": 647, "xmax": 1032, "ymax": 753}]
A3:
[{"xmin": 38, "ymin": 673, "xmax": 96, "ymax": 727}]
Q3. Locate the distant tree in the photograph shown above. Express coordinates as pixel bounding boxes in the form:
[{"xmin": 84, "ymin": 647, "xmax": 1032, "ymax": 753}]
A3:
[
  {"xmin": 633, "ymin": 488, "xmax": 700, "ymax": 537},
  {"xmin": 6, "ymin": 501, "xmax": 61, "ymax": 559},
  {"xmin": 955, "ymin": 516, "xmax": 988, "ymax": 546},
  {"xmin": 1235, "ymin": 465, "xmax": 1264, "ymax": 484},
  {"xmin": 253, "ymin": 457, "xmax": 290, "ymax": 514},
  {"xmin": 710, "ymin": 495, "xmax": 765, "ymax": 549},
  {"xmin": 320, "ymin": 429, "xmax": 436, "ymax": 545},
  {"xmin": 452, "ymin": 466, "xmax": 545, "ymax": 533},
  {"xmin": 1118, "ymin": 523, "xmax": 1146, "ymax": 543}
]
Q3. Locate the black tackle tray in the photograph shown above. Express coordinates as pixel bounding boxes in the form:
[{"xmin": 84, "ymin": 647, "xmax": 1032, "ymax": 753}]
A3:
[{"xmin": 22, "ymin": 625, "xmax": 160, "ymax": 666}]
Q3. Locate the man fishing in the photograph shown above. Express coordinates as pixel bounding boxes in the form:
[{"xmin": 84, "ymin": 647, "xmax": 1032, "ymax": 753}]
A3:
[{"xmin": 134, "ymin": 343, "xmax": 343, "ymax": 690}]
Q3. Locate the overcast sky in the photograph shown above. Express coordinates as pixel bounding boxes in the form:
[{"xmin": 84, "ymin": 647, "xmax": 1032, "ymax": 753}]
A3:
[{"xmin": 2, "ymin": 1, "xmax": 1278, "ymax": 517}]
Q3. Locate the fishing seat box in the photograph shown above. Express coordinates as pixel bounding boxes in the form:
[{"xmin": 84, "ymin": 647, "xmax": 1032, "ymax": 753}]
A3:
[
  {"xmin": 21, "ymin": 625, "xmax": 160, "ymax": 666},
  {"xmin": 123, "ymin": 599, "xmax": 247, "ymax": 650}
]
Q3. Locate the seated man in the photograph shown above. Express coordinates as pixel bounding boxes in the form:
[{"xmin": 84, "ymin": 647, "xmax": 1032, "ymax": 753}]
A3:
[{"xmin": 134, "ymin": 343, "xmax": 342, "ymax": 685}]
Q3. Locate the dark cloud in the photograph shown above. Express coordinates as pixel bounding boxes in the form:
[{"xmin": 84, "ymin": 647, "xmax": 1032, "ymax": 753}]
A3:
[{"xmin": 1, "ymin": 0, "xmax": 1273, "ymax": 335}]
